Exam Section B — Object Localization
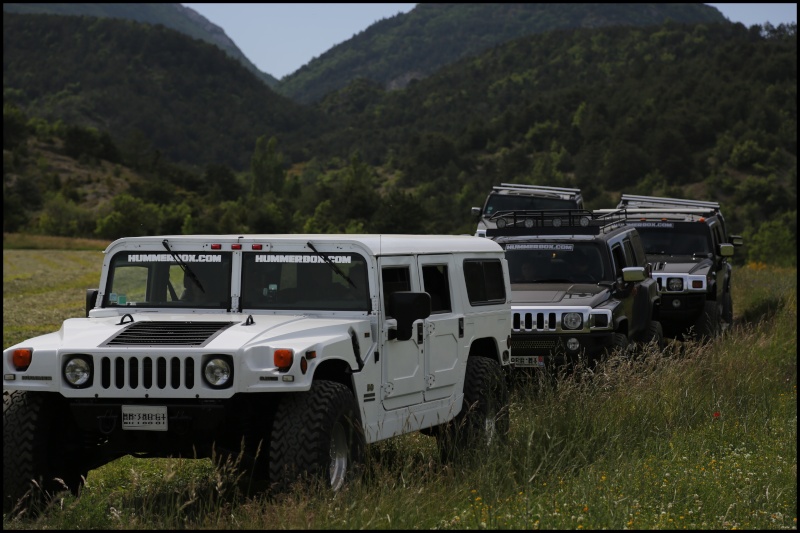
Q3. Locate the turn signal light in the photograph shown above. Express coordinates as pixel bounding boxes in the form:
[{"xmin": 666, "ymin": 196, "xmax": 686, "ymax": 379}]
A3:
[
  {"xmin": 13, "ymin": 348, "xmax": 32, "ymax": 370},
  {"xmin": 274, "ymin": 349, "xmax": 294, "ymax": 371}
]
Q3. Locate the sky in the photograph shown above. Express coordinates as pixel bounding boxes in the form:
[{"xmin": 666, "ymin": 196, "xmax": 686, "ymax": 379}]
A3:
[{"xmin": 182, "ymin": 3, "xmax": 798, "ymax": 80}]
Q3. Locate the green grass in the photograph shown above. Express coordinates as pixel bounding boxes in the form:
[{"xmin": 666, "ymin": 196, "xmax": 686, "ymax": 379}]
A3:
[{"xmin": 3, "ymin": 251, "xmax": 797, "ymax": 529}]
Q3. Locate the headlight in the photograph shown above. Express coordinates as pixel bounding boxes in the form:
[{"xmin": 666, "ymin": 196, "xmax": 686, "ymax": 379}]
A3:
[
  {"xmin": 64, "ymin": 355, "xmax": 92, "ymax": 387},
  {"xmin": 667, "ymin": 277, "xmax": 683, "ymax": 291},
  {"xmin": 203, "ymin": 357, "xmax": 232, "ymax": 388},
  {"xmin": 566, "ymin": 337, "xmax": 580, "ymax": 351},
  {"xmin": 562, "ymin": 312, "xmax": 583, "ymax": 330}
]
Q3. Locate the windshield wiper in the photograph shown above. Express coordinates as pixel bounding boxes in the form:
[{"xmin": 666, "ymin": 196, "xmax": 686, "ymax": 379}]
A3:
[
  {"xmin": 306, "ymin": 241, "xmax": 357, "ymax": 289},
  {"xmin": 162, "ymin": 239, "xmax": 205, "ymax": 294}
]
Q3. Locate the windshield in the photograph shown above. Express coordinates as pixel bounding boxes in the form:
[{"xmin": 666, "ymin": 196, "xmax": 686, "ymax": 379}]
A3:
[
  {"xmin": 241, "ymin": 252, "xmax": 370, "ymax": 311},
  {"xmin": 629, "ymin": 222, "xmax": 711, "ymax": 256},
  {"xmin": 104, "ymin": 251, "xmax": 232, "ymax": 308},
  {"xmin": 504, "ymin": 242, "xmax": 608, "ymax": 284},
  {"xmin": 484, "ymin": 193, "xmax": 577, "ymax": 215}
]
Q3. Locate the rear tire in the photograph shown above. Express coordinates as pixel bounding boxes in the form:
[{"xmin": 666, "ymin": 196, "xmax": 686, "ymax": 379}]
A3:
[
  {"xmin": 268, "ymin": 381, "xmax": 364, "ymax": 494},
  {"xmin": 437, "ymin": 357, "xmax": 509, "ymax": 463}
]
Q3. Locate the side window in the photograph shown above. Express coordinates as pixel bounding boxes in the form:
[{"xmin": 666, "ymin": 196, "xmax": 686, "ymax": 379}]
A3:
[
  {"xmin": 623, "ymin": 239, "xmax": 637, "ymax": 267},
  {"xmin": 628, "ymin": 232, "xmax": 646, "ymax": 266},
  {"xmin": 382, "ymin": 267, "xmax": 411, "ymax": 318},
  {"xmin": 463, "ymin": 259, "xmax": 506, "ymax": 305},
  {"xmin": 611, "ymin": 244, "xmax": 626, "ymax": 279},
  {"xmin": 422, "ymin": 264, "xmax": 452, "ymax": 313}
]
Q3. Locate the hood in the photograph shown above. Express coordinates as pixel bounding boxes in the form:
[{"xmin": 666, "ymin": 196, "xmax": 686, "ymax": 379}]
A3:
[
  {"xmin": 510, "ymin": 283, "xmax": 611, "ymax": 307},
  {"xmin": 19, "ymin": 312, "xmax": 368, "ymax": 352},
  {"xmin": 650, "ymin": 256, "xmax": 713, "ymax": 275}
]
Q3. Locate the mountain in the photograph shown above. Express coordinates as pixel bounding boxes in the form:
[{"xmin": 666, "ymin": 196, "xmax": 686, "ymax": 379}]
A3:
[
  {"xmin": 2, "ymin": 12, "xmax": 327, "ymax": 169},
  {"xmin": 276, "ymin": 3, "xmax": 729, "ymax": 103},
  {"xmin": 2, "ymin": 6, "xmax": 796, "ymax": 267},
  {"xmin": 1, "ymin": 2, "xmax": 279, "ymax": 87}
]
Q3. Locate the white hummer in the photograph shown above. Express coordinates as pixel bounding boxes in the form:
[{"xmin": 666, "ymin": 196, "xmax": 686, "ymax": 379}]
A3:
[{"xmin": 3, "ymin": 234, "xmax": 511, "ymax": 511}]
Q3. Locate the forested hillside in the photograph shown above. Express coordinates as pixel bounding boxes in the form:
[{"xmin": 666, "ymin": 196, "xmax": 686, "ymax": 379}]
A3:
[
  {"xmin": 277, "ymin": 2, "xmax": 727, "ymax": 103},
  {"xmin": 2, "ymin": 11, "xmax": 797, "ymax": 267},
  {"xmin": 1, "ymin": 2, "xmax": 278, "ymax": 86}
]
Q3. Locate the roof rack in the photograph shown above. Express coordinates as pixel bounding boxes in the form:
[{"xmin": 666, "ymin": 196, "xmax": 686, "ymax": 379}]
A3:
[
  {"xmin": 596, "ymin": 207, "xmax": 719, "ymax": 219},
  {"xmin": 497, "ymin": 183, "xmax": 582, "ymax": 195},
  {"xmin": 618, "ymin": 194, "xmax": 720, "ymax": 211},
  {"xmin": 486, "ymin": 209, "xmax": 626, "ymax": 237}
]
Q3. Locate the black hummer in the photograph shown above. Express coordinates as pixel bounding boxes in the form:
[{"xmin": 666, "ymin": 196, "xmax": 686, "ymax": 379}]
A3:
[
  {"xmin": 612, "ymin": 194, "xmax": 743, "ymax": 340},
  {"xmin": 472, "ymin": 183, "xmax": 583, "ymax": 238},
  {"xmin": 486, "ymin": 209, "xmax": 663, "ymax": 371}
]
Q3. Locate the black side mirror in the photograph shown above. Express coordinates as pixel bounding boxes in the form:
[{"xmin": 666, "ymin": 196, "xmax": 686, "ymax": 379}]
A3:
[
  {"xmin": 387, "ymin": 292, "xmax": 431, "ymax": 341},
  {"xmin": 86, "ymin": 289, "xmax": 99, "ymax": 317}
]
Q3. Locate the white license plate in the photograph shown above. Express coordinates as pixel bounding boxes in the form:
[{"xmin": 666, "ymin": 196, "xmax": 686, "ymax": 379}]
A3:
[
  {"xmin": 511, "ymin": 356, "xmax": 545, "ymax": 368},
  {"xmin": 122, "ymin": 405, "xmax": 168, "ymax": 431}
]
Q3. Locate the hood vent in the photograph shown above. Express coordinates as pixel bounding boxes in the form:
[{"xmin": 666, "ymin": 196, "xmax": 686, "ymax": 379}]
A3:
[{"xmin": 103, "ymin": 321, "xmax": 235, "ymax": 347}]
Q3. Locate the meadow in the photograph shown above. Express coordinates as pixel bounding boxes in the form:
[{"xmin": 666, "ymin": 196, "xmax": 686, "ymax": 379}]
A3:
[{"xmin": 2, "ymin": 238, "xmax": 796, "ymax": 530}]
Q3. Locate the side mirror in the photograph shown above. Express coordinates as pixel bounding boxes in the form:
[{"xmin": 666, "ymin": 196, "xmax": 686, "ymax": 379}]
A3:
[
  {"xmin": 471, "ymin": 207, "xmax": 482, "ymax": 217},
  {"xmin": 387, "ymin": 292, "xmax": 431, "ymax": 341},
  {"xmin": 730, "ymin": 235, "xmax": 744, "ymax": 246},
  {"xmin": 719, "ymin": 243, "xmax": 734, "ymax": 257},
  {"xmin": 622, "ymin": 266, "xmax": 645, "ymax": 283},
  {"xmin": 86, "ymin": 288, "xmax": 99, "ymax": 317}
]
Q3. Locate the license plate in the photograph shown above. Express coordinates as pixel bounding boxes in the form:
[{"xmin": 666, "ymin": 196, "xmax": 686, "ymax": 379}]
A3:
[
  {"xmin": 122, "ymin": 405, "xmax": 168, "ymax": 431},
  {"xmin": 511, "ymin": 356, "xmax": 545, "ymax": 368}
]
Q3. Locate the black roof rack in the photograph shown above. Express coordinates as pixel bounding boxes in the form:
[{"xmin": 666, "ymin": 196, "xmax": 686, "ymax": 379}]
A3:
[
  {"xmin": 496, "ymin": 183, "xmax": 582, "ymax": 197},
  {"xmin": 486, "ymin": 209, "xmax": 627, "ymax": 237},
  {"xmin": 618, "ymin": 194, "xmax": 720, "ymax": 212}
]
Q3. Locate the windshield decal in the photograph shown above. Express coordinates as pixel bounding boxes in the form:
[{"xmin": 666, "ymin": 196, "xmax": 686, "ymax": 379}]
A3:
[
  {"xmin": 127, "ymin": 254, "xmax": 222, "ymax": 263},
  {"xmin": 629, "ymin": 222, "xmax": 675, "ymax": 228},
  {"xmin": 505, "ymin": 243, "xmax": 574, "ymax": 251},
  {"xmin": 255, "ymin": 254, "xmax": 353, "ymax": 264}
]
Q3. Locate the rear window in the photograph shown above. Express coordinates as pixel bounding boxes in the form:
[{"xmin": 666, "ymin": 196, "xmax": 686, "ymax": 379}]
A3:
[{"xmin": 463, "ymin": 259, "xmax": 506, "ymax": 305}]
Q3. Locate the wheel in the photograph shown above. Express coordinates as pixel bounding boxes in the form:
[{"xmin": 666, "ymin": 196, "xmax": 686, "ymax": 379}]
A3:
[
  {"xmin": 722, "ymin": 291, "xmax": 733, "ymax": 331},
  {"xmin": 437, "ymin": 357, "xmax": 509, "ymax": 463},
  {"xmin": 268, "ymin": 381, "xmax": 365, "ymax": 493},
  {"xmin": 639, "ymin": 320, "xmax": 665, "ymax": 354},
  {"xmin": 4, "ymin": 391, "xmax": 88, "ymax": 514},
  {"xmin": 692, "ymin": 300, "xmax": 721, "ymax": 341}
]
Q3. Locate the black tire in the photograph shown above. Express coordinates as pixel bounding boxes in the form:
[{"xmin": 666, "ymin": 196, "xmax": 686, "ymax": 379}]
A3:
[
  {"xmin": 722, "ymin": 291, "xmax": 733, "ymax": 331},
  {"xmin": 4, "ymin": 391, "xmax": 88, "ymax": 514},
  {"xmin": 268, "ymin": 381, "xmax": 365, "ymax": 493},
  {"xmin": 437, "ymin": 357, "xmax": 509, "ymax": 463},
  {"xmin": 640, "ymin": 320, "xmax": 665, "ymax": 353},
  {"xmin": 693, "ymin": 300, "xmax": 721, "ymax": 341}
]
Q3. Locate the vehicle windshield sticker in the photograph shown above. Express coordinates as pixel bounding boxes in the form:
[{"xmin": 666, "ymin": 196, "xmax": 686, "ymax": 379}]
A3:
[
  {"xmin": 629, "ymin": 222, "xmax": 675, "ymax": 228},
  {"xmin": 505, "ymin": 243, "xmax": 574, "ymax": 251},
  {"xmin": 255, "ymin": 254, "xmax": 353, "ymax": 264},
  {"xmin": 126, "ymin": 254, "xmax": 222, "ymax": 263}
]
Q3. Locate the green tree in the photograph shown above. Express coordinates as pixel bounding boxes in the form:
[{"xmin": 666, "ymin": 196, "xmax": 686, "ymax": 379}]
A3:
[{"xmin": 250, "ymin": 135, "xmax": 285, "ymax": 197}]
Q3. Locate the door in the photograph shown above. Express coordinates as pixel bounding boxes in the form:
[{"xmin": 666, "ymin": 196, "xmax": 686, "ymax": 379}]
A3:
[
  {"xmin": 379, "ymin": 256, "xmax": 426, "ymax": 410},
  {"xmin": 419, "ymin": 256, "xmax": 463, "ymax": 401}
]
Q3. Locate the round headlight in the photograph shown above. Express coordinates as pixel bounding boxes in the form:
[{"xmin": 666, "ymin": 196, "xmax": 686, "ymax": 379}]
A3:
[
  {"xmin": 562, "ymin": 312, "xmax": 583, "ymax": 330},
  {"xmin": 524, "ymin": 218, "xmax": 534, "ymax": 228},
  {"xmin": 579, "ymin": 217, "xmax": 590, "ymax": 227},
  {"xmin": 64, "ymin": 356, "xmax": 91, "ymax": 387},
  {"xmin": 667, "ymin": 277, "xmax": 683, "ymax": 291},
  {"xmin": 552, "ymin": 218, "xmax": 563, "ymax": 227},
  {"xmin": 204, "ymin": 357, "xmax": 231, "ymax": 387},
  {"xmin": 496, "ymin": 218, "xmax": 507, "ymax": 229}
]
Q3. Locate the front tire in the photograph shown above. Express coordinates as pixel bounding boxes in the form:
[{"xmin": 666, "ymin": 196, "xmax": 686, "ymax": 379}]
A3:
[
  {"xmin": 4, "ymin": 391, "xmax": 88, "ymax": 514},
  {"xmin": 693, "ymin": 300, "xmax": 721, "ymax": 341},
  {"xmin": 268, "ymin": 381, "xmax": 365, "ymax": 493}
]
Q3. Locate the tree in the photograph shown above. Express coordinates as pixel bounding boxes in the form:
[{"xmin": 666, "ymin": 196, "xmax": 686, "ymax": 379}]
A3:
[{"xmin": 250, "ymin": 135, "xmax": 285, "ymax": 197}]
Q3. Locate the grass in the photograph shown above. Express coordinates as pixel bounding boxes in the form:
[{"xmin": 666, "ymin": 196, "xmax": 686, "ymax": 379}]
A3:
[{"xmin": 2, "ymin": 248, "xmax": 797, "ymax": 529}]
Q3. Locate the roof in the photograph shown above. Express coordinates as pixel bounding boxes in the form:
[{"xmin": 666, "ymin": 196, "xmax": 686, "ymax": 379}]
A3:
[
  {"xmin": 492, "ymin": 183, "xmax": 582, "ymax": 200},
  {"xmin": 104, "ymin": 234, "xmax": 505, "ymax": 257}
]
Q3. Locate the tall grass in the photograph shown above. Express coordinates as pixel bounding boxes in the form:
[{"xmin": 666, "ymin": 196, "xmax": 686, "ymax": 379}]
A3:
[{"xmin": 3, "ymin": 251, "xmax": 796, "ymax": 529}]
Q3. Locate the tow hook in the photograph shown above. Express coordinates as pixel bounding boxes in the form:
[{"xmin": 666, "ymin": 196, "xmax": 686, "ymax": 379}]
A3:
[{"xmin": 98, "ymin": 410, "xmax": 118, "ymax": 435}]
